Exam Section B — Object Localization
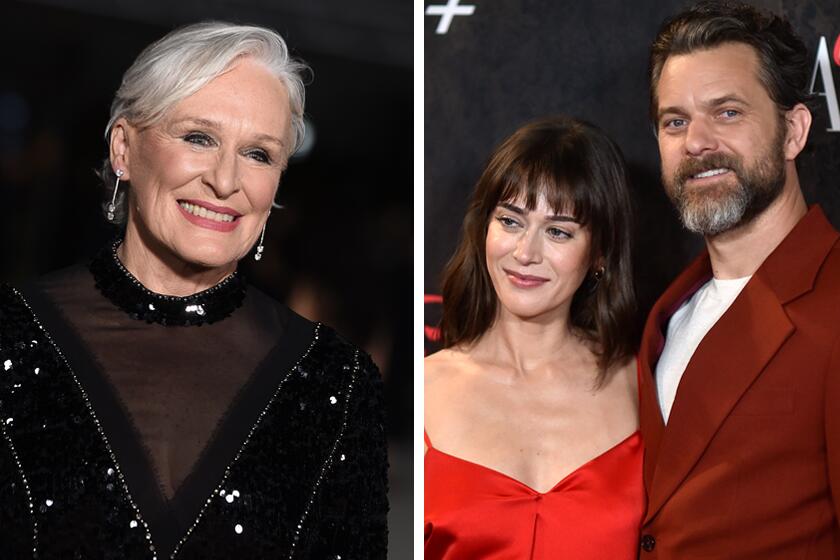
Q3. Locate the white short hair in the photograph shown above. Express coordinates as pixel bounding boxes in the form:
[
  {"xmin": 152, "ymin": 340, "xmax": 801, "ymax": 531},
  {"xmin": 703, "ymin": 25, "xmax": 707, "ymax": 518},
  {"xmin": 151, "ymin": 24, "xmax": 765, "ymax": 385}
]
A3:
[
  {"xmin": 108, "ymin": 21, "xmax": 308, "ymax": 154},
  {"xmin": 101, "ymin": 21, "xmax": 310, "ymax": 223}
]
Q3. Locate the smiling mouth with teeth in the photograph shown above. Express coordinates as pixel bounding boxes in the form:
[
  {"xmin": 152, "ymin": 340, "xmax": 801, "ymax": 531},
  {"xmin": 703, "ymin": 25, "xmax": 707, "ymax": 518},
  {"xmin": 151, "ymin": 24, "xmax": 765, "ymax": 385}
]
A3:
[
  {"xmin": 692, "ymin": 168, "xmax": 730, "ymax": 179},
  {"xmin": 178, "ymin": 201, "xmax": 238, "ymax": 223}
]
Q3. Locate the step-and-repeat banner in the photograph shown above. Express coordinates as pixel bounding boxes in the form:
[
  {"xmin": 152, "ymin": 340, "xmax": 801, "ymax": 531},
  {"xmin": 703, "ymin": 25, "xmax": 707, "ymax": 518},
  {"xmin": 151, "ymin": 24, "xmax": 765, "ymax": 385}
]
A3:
[{"xmin": 424, "ymin": 0, "xmax": 840, "ymax": 354}]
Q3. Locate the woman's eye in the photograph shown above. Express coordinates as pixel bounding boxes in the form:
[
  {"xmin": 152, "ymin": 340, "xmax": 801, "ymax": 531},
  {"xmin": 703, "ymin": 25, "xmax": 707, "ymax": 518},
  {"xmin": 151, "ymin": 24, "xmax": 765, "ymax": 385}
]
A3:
[
  {"xmin": 496, "ymin": 215, "xmax": 520, "ymax": 229},
  {"xmin": 245, "ymin": 149, "xmax": 271, "ymax": 164},
  {"xmin": 183, "ymin": 132, "xmax": 214, "ymax": 147},
  {"xmin": 547, "ymin": 227, "xmax": 572, "ymax": 240}
]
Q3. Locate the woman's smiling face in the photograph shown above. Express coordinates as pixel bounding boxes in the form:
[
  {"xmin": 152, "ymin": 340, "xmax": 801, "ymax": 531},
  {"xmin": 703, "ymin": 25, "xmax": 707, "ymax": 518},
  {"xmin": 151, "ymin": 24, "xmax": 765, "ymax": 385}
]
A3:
[
  {"xmin": 111, "ymin": 56, "xmax": 291, "ymax": 270},
  {"xmin": 485, "ymin": 193, "xmax": 592, "ymax": 323}
]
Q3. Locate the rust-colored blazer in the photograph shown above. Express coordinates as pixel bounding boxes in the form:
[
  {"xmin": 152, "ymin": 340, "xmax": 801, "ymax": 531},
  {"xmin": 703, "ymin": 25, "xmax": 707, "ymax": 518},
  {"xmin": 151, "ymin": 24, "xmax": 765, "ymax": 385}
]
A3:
[{"xmin": 638, "ymin": 206, "xmax": 840, "ymax": 559}]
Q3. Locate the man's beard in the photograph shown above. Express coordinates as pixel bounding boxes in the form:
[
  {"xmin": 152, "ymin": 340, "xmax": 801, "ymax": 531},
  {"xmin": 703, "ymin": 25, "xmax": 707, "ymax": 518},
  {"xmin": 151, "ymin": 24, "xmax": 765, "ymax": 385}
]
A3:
[{"xmin": 664, "ymin": 129, "xmax": 787, "ymax": 237}]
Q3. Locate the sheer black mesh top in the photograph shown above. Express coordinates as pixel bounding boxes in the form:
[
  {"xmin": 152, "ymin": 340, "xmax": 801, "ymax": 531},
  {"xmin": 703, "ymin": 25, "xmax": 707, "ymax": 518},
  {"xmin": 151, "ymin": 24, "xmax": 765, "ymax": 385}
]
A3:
[
  {"xmin": 0, "ymin": 255, "xmax": 388, "ymax": 559},
  {"xmin": 39, "ymin": 262, "xmax": 284, "ymax": 500}
]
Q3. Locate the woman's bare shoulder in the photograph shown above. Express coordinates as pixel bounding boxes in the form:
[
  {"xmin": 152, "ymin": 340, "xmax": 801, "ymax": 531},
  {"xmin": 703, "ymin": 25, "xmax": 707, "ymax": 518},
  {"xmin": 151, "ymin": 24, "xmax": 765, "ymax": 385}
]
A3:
[
  {"xmin": 424, "ymin": 347, "xmax": 472, "ymax": 383},
  {"xmin": 425, "ymin": 347, "xmax": 479, "ymax": 421},
  {"xmin": 425, "ymin": 349, "xmax": 463, "ymax": 448}
]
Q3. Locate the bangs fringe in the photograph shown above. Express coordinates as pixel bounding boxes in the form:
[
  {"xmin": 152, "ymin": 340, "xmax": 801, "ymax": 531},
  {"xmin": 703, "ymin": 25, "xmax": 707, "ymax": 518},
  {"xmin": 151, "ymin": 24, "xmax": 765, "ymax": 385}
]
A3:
[{"xmin": 494, "ymin": 140, "xmax": 594, "ymax": 227}]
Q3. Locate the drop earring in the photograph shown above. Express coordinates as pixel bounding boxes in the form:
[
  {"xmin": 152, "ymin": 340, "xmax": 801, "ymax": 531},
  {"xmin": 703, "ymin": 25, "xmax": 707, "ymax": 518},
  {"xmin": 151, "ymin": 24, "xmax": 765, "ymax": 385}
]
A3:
[
  {"xmin": 590, "ymin": 265, "xmax": 605, "ymax": 294},
  {"xmin": 107, "ymin": 169, "xmax": 124, "ymax": 222},
  {"xmin": 254, "ymin": 220, "xmax": 267, "ymax": 261}
]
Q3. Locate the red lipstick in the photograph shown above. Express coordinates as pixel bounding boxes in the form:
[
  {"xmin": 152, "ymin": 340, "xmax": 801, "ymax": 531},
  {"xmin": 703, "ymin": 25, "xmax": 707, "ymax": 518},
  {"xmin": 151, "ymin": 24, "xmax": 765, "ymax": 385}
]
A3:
[
  {"xmin": 180, "ymin": 199, "xmax": 242, "ymax": 217},
  {"xmin": 177, "ymin": 200, "xmax": 241, "ymax": 233}
]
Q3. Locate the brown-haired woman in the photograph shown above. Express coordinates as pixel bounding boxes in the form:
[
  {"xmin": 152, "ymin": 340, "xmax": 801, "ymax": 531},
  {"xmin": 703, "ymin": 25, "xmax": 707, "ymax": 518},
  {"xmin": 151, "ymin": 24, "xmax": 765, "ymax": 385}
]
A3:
[{"xmin": 425, "ymin": 116, "xmax": 644, "ymax": 559}]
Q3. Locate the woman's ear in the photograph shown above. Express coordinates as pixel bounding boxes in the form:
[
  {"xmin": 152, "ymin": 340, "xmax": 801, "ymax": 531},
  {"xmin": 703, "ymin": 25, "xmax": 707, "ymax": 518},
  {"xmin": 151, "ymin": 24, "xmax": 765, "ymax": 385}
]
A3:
[{"xmin": 109, "ymin": 118, "xmax": 133, "ymax": 180}]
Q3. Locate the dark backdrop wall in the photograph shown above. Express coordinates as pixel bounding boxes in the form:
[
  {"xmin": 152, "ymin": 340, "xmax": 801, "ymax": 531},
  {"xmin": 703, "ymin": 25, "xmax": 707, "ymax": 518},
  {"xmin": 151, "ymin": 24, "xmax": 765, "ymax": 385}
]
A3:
[
  {"xmin": 0, "ymin": 0, "xmax": 411, "ymax": 557},
  {"xmin": 424, "ymin": 0, "xmax": 840, "ymax": 354}
]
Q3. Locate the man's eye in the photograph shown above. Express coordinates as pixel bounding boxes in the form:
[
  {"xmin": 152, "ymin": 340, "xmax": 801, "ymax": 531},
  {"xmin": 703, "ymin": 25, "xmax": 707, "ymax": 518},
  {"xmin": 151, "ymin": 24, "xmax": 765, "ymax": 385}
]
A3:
[
  {"xmin": 721, "ymin": 109, "xmax": 740, "ymax": 119},
  {"xmin": 664, "ymin": 118, "xmax": 687, "ymax": 129}
]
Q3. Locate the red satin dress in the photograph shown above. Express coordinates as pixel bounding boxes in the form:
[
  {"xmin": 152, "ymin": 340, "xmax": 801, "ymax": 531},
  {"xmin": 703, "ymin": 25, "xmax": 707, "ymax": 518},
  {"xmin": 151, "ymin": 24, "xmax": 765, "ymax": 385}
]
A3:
[{"xmin": 424, "ymin": 429, "xmax": 644, "ymax": 559}]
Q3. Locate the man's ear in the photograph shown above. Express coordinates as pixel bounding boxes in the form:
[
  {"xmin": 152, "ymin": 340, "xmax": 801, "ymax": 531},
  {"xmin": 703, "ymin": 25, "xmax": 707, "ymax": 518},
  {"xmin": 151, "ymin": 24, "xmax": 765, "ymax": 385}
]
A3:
[{"xmin": 783, "ymin": 103, "xmax": 812, "ymax": 161}]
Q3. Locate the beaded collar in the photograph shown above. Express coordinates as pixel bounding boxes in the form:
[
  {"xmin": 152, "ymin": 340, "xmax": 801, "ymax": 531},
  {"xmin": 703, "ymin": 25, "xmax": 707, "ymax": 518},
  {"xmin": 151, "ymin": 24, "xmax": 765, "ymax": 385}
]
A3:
[{"xmin": 89, "ymin": 240, "xmax": 246, "ymax": 326}]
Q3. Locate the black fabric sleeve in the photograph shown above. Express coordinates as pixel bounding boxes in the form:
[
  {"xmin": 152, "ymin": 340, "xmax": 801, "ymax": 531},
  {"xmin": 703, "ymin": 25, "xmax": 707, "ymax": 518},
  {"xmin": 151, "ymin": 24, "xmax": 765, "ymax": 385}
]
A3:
[
  {"xmin": 0, "ymin": 287, "xmax": 35, "ymax": 557},
  {"xmin": 0, "ymin": 426, "xmax": 31, "ymax": 557},
  {"xmin": 304, "ymin": 350, "xmax": 389, "ymax": 559}
]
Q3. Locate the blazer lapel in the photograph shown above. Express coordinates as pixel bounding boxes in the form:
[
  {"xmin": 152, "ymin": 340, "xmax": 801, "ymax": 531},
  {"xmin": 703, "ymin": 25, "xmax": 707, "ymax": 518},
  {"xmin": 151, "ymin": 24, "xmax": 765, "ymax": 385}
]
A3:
[
  {"xmin": 639, "ymin": 252, "xmax": 712, "ymax": 492},
  {"xmin": 644, "ymin": 275, "xmax": 793, "ymax": 521},
  {"xmin": 642, "ymin": 206, "xmax": 839, "ymax": 523}
]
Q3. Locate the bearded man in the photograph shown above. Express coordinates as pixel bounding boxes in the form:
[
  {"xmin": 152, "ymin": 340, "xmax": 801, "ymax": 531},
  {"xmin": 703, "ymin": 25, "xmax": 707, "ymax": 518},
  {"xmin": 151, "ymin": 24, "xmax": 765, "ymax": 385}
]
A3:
[{"xmin": 638, "ymin": 1, "xmax": 840, "ymax": 558}]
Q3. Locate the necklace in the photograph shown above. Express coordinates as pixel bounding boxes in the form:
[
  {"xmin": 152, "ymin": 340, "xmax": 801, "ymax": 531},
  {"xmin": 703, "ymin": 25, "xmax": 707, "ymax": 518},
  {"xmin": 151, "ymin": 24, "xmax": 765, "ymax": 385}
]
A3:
[{"xmin": 89, "ymin": 239, "xmax": 246, "ymax": 326}]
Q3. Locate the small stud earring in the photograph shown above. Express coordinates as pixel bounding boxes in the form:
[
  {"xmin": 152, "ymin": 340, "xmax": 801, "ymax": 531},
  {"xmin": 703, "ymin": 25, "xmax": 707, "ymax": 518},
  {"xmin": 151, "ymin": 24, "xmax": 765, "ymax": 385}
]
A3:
[
  {"xmin": 593, "ymin": 266, "xmax": 605, "ymax": 281},
  {"xmin": 254, "ymin": 220, "xmax": 267, "ymax": 261},
  {"xmin": 107, "ymin": 169, "xmax": 124, "ymax": 222}
]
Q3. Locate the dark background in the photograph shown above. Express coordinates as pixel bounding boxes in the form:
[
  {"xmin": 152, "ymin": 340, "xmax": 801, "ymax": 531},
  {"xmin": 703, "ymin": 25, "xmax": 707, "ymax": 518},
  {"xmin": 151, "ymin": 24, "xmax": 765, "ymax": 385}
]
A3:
[
  {"xmin": 424, "ymin": 0, "xmax": 840, "ymax": 354},
  {"xmin": 0, "ymin": 0, "xmax": 412, "ymax": 556}
]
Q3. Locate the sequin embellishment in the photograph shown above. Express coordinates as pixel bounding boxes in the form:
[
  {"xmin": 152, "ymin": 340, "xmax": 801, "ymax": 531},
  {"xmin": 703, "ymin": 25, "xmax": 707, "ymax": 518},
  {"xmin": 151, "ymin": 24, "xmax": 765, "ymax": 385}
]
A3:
[
  {"xmin": 0, "ymin": 284, "xmax": 388, "ymax": 558},
  {"xmin": 168, "ymin": 324, "xmax": 323, "ymax": 557},
  {"xmin": 89, "ymin": 240, "xmax": 245, "ymax": 326},
  {"xmin": 287, "ymin": 350, "xmax": 360, "ymax": 559},
  {"xmin": 3, "ymin": 287, "xmax": 159, "ymax": 558}
]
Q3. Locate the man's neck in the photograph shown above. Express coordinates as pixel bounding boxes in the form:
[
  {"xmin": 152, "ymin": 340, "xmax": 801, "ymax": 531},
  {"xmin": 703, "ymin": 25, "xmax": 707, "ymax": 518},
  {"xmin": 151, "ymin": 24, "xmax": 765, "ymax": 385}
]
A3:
[{"xmin": 705, "ymin": 173, "xmax": 807, "ymax": 280}]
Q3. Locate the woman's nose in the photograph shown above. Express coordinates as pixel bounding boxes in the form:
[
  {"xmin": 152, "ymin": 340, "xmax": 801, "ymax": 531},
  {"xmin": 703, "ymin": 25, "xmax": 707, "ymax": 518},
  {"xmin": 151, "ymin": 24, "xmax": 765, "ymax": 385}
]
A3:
[
  {"xmin": 203, "ymin": 149, "xmax": 240, "ymax": 198},
  {"xmin": 512, "ymin": 229, "xmax": 542, "ymax": 265}
]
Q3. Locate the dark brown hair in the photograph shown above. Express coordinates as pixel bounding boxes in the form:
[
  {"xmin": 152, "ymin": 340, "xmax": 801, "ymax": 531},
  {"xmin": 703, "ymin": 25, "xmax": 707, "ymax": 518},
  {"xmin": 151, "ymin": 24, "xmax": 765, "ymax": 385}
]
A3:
[
  {"xmin": 649, "ymin": 1, "xmax": 814, "ymax": 124},
  {"xmin": 439, "ymin": 116, "xmax": 637, "ymax": 383}
]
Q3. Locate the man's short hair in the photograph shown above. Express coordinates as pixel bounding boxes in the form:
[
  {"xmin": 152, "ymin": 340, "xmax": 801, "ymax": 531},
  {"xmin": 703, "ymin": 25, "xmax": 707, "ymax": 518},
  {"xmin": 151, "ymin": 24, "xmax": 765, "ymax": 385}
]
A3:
[{"xmin": 649, "ymin": 1, "xmax": 813, "ymax": 124}]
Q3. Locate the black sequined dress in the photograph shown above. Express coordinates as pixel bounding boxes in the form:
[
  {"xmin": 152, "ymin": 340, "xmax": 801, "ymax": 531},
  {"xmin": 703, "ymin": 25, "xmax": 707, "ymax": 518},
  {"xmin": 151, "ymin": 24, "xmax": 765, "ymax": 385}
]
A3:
[{"xmin": 0, "ymin": 245, "xmax": 388, "ymax": 559}]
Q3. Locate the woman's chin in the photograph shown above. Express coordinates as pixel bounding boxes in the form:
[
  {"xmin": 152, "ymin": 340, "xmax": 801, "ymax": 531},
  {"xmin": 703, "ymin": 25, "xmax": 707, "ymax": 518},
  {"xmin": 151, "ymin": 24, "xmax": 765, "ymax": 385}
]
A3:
[
  {"xmin": 499, "ymin": 300, "xmax": 564, "ymax": 324},
  {"xmin": 172, "ymin": 243, "xmax": 242, "ymax": 271}
]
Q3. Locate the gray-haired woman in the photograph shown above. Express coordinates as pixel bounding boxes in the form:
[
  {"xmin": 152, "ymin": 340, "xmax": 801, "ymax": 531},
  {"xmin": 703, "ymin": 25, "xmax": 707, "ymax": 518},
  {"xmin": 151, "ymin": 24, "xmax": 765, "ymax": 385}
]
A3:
[{"xmin": 0, "ymin": 22, "xmax": 387, "ymax": 559}]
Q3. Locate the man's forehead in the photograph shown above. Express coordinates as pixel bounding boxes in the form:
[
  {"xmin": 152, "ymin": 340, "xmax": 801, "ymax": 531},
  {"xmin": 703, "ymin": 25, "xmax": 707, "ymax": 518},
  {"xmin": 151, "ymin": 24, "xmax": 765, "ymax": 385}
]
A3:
[
  {"xmin": 665, "ymin": 43, "xmax": 760, "ymax": 76},
  {"xmin": 657, "ymin": 43, "xmax": 765, "ymax": 104}
]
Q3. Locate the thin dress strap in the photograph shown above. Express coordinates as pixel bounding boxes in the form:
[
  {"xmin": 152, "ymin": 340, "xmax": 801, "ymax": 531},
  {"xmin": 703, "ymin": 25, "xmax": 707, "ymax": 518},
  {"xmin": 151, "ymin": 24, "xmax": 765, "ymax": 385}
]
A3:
[{"xmin": 423, "ymin": 429, "xmax": 433, "ymax": 449}]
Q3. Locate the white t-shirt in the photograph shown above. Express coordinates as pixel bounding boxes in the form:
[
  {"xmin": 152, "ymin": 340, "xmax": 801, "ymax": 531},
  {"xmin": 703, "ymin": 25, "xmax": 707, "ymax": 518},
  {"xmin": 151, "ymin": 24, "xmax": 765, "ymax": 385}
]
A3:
[{"xmin": 656, "ymin": 275, "xmax": 751, "ymax": 423}]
